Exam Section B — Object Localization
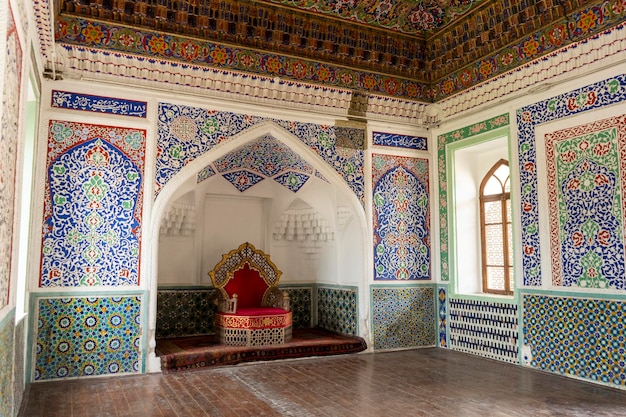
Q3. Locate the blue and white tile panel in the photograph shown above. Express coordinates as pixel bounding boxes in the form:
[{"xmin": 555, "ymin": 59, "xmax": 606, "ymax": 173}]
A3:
[{"xmin": 449, "ymin": 298, "xmax": 519, "ymax": 364}]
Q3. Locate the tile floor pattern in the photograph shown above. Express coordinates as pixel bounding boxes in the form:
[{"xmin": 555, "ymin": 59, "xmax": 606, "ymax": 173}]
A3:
[{"xmin": 20, "ymin": 349, "xmax": 626, "ymax": 417}]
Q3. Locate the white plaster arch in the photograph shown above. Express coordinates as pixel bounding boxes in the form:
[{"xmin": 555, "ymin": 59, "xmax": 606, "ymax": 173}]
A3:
[{"xmin": 145, "ymin": 120, "xmax": 371, "ymax": 371}]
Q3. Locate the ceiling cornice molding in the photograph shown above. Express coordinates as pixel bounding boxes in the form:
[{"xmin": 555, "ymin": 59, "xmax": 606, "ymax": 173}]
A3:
[
  {"xmin": 58, "ymin": 0, "xmax": 429, "ymax": 80},
  {"xmin": 32, "ymin": 0, "xmax": 54, "ymax": 62},
  {"xmin": 438, "ymin": 23, "xmax": 626, "ymax": 119},
  {"xmin": 56, "ymin": 43, "xmax": 436, "ymax": 125},
  {"xmin": 52, "ymin": 19, "xmax": 626, "ymax": 128},
  {"xmin": 56, "ymin": 43, "xmax": 353, "ymax": 111},
  {"xmin": 33, "ymin": 0, "xmax": 625, "ymax": 126}
]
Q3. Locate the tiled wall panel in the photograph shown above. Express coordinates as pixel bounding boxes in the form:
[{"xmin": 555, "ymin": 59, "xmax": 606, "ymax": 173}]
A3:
[
  {"xmin": 0, "ymin": 311, "xmax": 15, "ymax": 417},
  {"xmin": 285, "ymin": 286, "xmax": 313, "ymax": 330},
  {"xmin": 372, "ymin": 154, "xmax": 430, "ymax": 280},
  {"xmin": 523, "ymin": 293, "xmax": 626, "ymax": 387},
  {"xmin": 156, "ymin": 285, "xmax": 313, "ymax": 338},
  {"xmin": 437, "ymin": 287, "xmax": 447, "ymax": 347},
  {"xmin": 449, "ymin": 298, "xmax": 519, "ymax": 363},
  {"xmin": 156, "ymin": 103, "xmax": 364, "ymax": 204},
  {"xmin": 34, "ymin": 296, "xmax": 143, "ymax": 381},
  {"xmin": 317, "ymin": 286, "xmax": 358, "ymax": 335},
  {"xmin": 156, "ymin": 288, "xmax": 215, "ymax": 338},
  {"xmin": 545, "ymin": 115, "xmax": 626, "ymax": 289},
  {"xmin": 212, "ymin": 136, "xmax": 317, "ymax": 192},
  {"xmin": 13, "ymin": 317, "xmax": 25, "ymax": 414},
  {"xmin": 372, "ymin": 286, "xmax": 435, "ymax": 350},
  {"xmin": 518, "ymin": 74, "xmax": 626, "ymax": 286},
  {"xmin": 41, "ymin": 120, "xmax": 146, "ymax": 287}
]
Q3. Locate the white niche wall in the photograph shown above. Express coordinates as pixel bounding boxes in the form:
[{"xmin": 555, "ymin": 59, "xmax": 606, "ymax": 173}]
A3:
[
  {"xmin": 158, "ymin": 191, "xmax": 198, "ymax": 285},
  {"xmin": 157, "ymin": 171, "xmax": 363, "ymax": 287},
  {"xmin": 268, "ymin": 180, "xmax": 363, "ymax": 286}
]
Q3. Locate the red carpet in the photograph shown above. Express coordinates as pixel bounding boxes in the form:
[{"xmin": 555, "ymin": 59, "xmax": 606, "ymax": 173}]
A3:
[{"xmin": 156, "ymin": 328, "xmax": 367, "ymax": 373}]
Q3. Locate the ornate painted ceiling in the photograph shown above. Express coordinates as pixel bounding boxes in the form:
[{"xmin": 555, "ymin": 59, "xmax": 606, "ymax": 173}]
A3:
[{"xmin": 47, "ymin": 0, "xmax": 626, "ymax": 101}]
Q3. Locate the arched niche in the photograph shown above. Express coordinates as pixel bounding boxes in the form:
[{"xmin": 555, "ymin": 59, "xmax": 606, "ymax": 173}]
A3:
[{"xmin": 145, "ymin": 121, "xmax": 368, "ymax": 371}]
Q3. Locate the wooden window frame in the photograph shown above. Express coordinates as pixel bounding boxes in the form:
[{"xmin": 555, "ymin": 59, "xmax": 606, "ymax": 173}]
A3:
[{"xmin": 479, "ymin": 159, "xmax": 513, "ymax": 295}]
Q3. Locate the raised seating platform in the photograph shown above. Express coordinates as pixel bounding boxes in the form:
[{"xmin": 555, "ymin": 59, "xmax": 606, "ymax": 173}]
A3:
[{"xmin": 156, "ymin": 327, "xmax": 367, "ymax": 372}]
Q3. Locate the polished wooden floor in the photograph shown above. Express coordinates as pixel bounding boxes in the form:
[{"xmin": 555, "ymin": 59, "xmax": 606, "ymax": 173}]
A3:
[{"xmin": 20, "ymin": 348, "xmax": 626, "ymax": 417}]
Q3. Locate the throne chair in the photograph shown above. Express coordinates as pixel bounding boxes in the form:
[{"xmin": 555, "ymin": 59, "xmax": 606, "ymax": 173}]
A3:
[{"xmin": 208, "ymin": 242, "xmax": 292, "ymax": 346}]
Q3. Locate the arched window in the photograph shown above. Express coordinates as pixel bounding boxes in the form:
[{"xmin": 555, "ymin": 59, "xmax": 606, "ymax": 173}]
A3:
[{"xmin": 479, "ymin": 159, "xmax": 513, "ymax": 295}]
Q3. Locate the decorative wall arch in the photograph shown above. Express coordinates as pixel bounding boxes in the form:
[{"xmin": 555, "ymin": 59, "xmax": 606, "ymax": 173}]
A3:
[
  {"xmin": 146, "ymin": 116, "xmax": 369, "ymax": 371},
  {"xmin": 154, "ymin": 103, "xmax": 365, "ymax": 203}
]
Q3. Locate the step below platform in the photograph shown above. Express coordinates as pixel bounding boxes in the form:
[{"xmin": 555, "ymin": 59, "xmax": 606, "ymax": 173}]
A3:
[{"xmin": 156, "ymin": 327, "xmax": 367, "ymax": 373}]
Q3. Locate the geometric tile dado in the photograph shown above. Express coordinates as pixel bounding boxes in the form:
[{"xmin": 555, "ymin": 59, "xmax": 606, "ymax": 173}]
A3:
[
  {"xmin": 523, "ymin": 293, "xmax": 626, "ymax": 388},
  {"xmin": 317, "ymin": 286, "xmax": 358, "ymax": 336},
  {"xmin": 0, "ymin": 311, "xmax": 15, "ymax": 417},
  {"xmin": 156, "ymin": 286, "xmax": 314, "ymax": 338},
  {"xmin": 372, "ymin": 286, "xmax": 435, "ymax": 350},
  {"xmin": 449, "ymin": 298, "xmax": 519, "ymax": 364},
  {"xmin": 34, "ymin": 296, "xmax": 143, "ymax": 380},
  {"xmin": 437, "ymin": 287, "xmax": 447, "ymax": 347},
  {"xmin": 284, "ymin": 286, "xmax": 313, "ymax": 330},
  {"xmin": 156, "ymin": 288, "xmax": 215, "ymax": 338}
]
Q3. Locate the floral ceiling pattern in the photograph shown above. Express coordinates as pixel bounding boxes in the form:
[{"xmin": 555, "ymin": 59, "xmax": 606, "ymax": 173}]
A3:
[{"xmin": 262, "ymin": 0, "xmax": 480, "ymax": 33}]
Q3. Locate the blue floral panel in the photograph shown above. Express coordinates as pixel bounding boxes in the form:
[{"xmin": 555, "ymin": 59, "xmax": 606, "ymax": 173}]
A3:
[
  {"xmin": 197, "ymin": 165, "xmax": 215, "ymax": 183},
  {"xmin": 156, "ymin": 103, "xmax": 364, "ymax": 205},
  {"xmin": 42, "ymin": 121, "xmax": 145, "ymax": 287},
  {"xmin": 372, "ymin": 154, "xmax": 430, "ymax": 281},
  {"xmin": 274, "ymin": 172, "xmax": 310, "ymax": 192},
  {"xmin": 517, "ymin": 74, "xmax": 626, "ymax": 286},
  {"xmin": 222, "ymin": 170, "xmax": 265, "ymax": 192}
]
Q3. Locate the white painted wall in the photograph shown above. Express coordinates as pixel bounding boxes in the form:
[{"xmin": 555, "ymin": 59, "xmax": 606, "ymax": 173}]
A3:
[
  {"xmin": 156, "ymin": 150, "xmax": 364, "ymax": 287},
  {"xmin": 453, "ymin": 136, "xmax": 508, "ymax": 294}
]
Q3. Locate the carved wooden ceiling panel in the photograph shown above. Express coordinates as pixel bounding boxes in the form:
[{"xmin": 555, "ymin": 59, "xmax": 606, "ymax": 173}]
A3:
[{"xmin": 54, "ymin": 0, "xmax": 626, "ymax": 101}]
